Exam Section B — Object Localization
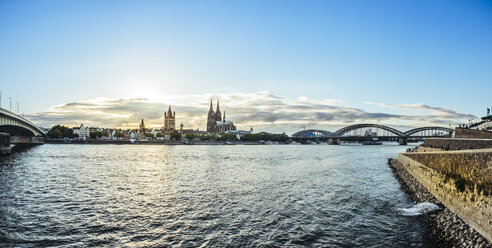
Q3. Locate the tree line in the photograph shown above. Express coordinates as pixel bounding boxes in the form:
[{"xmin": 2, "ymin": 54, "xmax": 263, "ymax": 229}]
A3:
[
  {"xmin": 47, "ymin": 125, "xmax": 289, "ymax": 142},
  {"xmin": 184, "ymin": 132, "xmax": 289, "ymax": 142}
]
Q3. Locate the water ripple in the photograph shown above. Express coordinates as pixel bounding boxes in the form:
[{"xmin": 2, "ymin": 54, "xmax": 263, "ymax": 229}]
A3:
[{"xmin": 0, "ymin": 144, "xmax": 437, "ymax": 247}]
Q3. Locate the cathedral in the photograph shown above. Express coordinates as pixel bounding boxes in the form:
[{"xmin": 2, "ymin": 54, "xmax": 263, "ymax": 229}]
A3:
[{"xmin": 207, "ymin": 99, "xmax": 236, "ymax": 133}]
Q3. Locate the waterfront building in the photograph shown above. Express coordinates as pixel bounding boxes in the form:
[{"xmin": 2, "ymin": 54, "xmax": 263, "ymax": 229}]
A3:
[
  {"xmin": 206, "ymin": 99, "xmax": 236, "ymax": 133},
  {"xmin": 73, "ymin": 124, "xmax": 90, "ymax": 140},
  {"xmin": 123, "ymin": 130, "xmax": 130, "ymax": 139}
]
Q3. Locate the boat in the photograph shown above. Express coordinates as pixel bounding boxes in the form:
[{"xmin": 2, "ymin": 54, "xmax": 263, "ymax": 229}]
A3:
[{"xmin": 225, "ymin": 141, "xmax": 235, "ymax": 145}]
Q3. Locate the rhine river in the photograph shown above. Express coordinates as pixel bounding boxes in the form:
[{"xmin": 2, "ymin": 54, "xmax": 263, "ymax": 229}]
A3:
[{"xmin": 0, "ymin": 144, "xmax": 437, "ymax": 247}]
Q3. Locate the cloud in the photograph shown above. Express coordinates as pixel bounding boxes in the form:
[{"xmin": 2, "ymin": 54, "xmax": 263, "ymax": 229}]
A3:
[
  {"xmin": 27, "ymin": 92, "xmax": 476, "ymax": 134},
  {"xmin": 363, "ymin": 101, "xmax": 477, "ymax": 120}
]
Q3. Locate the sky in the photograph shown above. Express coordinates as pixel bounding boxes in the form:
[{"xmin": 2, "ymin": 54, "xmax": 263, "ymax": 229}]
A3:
[{"xmin": 0, "ymin": 0, "xmax": 491, "ymax": 134}]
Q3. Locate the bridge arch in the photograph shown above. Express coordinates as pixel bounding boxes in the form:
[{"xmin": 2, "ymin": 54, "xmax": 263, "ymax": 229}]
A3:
[
  {"xmin": 334, "ymin": 124, "xmax": 403, "ymax": 137},
  {"xmin": 403, "ymin": 127, "xmax": 454, "ymax": 137},
  {"xmin": 0, "ymin": 108, "xmax": 45, "ymax": 137},
  {"xmin": 291, "ymin": 129, "xmax": 334, "ymax": 139},
  {"xmin": 0, "ymin": 125, "xmax": 36, "ymax": 136}
]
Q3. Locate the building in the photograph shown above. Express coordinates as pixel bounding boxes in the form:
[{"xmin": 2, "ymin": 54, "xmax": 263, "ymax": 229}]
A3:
[
  {"xmin": 207, "ymin": 99, "xmax": 236, "ymax": 133},
  {"xmin": 139, "ymin": 119, "xmax": 145, "ymax": 131},
  {"xmin": 164, "ymin": 105, "xmax": 176, "ymax": 130},
  {"xmin": 137, "ymin": 119, "xmax": 146, "ymax": 139},
  {"xmin": 73, "ymin": 124, "xmax": 90, "ymax": 140},
  {"xmin": 161, "ymin": 105, "xmax": 176, "ymax": 137}
]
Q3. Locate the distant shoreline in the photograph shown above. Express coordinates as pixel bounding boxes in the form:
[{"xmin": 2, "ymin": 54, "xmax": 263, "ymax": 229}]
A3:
[{"xmin": 43, "ymin": 139, "xmax": 283, "ymax": 145}]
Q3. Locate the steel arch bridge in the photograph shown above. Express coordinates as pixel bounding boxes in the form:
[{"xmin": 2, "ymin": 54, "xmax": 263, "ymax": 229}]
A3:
[
  {"xmin": 0, "ymin": 108, "xmax": 45, "ymax": 137},
  {"xmin": 403, "ymin": 126, "xmax": 454, "ymax": 137},
  {"xmin": 291, "ymin": 124, "xmax": 453, "ymax": 144},
  {"xmin": 334, "ymin": 123, "xmax": 404, "ymax": 137},
  {"xmin": 291, "ymin": 129, "xmax": 334, "ymax": 139}
]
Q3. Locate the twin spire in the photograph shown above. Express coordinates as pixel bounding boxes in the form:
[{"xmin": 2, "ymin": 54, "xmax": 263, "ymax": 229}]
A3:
[{"xmin": 209, "ymin": 98, "xmax": 221, "ymax": 113}]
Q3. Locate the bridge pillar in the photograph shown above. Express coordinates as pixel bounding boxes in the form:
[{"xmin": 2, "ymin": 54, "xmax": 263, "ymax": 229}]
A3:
[
  {"xmin": 398, "ymin": 137, "xmax": 407, "ymax": 145},
  {"xmin": 328, "ymin": 138, "xmax": 340, "ymax": 145},
  {"xmin": 0, "ymin": 132, "xmax": 11, "ymax": 155}
]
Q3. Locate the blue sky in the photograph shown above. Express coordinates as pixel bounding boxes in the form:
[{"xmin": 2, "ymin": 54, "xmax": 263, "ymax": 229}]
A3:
[{"xmin": 0, "ymin": 0, "xmax": 491, "ymax": 131}]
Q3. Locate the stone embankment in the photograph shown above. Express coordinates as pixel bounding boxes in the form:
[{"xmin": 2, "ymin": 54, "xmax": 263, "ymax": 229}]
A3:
[
  {"xmin": 424, "ymin": 138, "xmax": 492, "ymax": 150},
  {"xmin": 389, "ymin": 158, "xmax": 491, "ymax": 248},
  {"xmin": 455, "ymin": 128, "xmax": 492, "ymax": 139}
]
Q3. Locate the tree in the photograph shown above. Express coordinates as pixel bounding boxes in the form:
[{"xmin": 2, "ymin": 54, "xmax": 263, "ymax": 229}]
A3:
[
  {"xmin": 48, "ymin": 129, "xmax": 62, "ymax": 138},
  {"xmin": 47, "ymin": 125, "xmax": 72, "ymax": 138},
  {"xmin": 170, "ymin": 130, "xmax": 181, "ymax": 140},
  {"xmin": 218, "ymin": 133, "xmax": 237, "ymax": 141},
  {"xmin": 185, "ymin": 133, "xmax": 196, "ymax": 140},
  {"xmin": 145, "ymin": 132, "xmax": 155, "ymax": 138},
  {"xmin": 115, "ymin": 131, "xmax": 124, "ymax": 139},
  {"xmin": 156, "ymin": 132, "xmax": 163, "ymax": 138},
  {"xmin": 241, "ymin": 132, "xmax": 289, "ymax": 142},
  {"xmin": 90, "ymin": 131, "xmax": 103, "ymax": 139}
]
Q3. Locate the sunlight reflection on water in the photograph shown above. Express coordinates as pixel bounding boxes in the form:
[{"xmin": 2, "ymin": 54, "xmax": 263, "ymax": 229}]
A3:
[{"xmin": 0, "ymin": 144, "xmax": 437, "ymax": 247}]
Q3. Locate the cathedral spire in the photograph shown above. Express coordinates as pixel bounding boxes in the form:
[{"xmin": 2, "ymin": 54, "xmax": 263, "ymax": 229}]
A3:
[
  {"xmin": 209, "ymin": 99, "xmax": 213, "ymax": 111},
  {"xmin": 167, "ymin": 104, "xmax": 173, "ymax": 117},
  {"xmin": 223, "ymin": 110, "xmax": 226, "ymax": 121},
  {"xmin": 216, "ymin": 99, "xmax": 220, "ymax": 113}
]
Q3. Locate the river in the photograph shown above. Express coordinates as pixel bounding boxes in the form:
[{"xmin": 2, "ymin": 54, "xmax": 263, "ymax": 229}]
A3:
[{"xmin": 0, "ymin": 144, "xmax": 437, "ymax": 247}]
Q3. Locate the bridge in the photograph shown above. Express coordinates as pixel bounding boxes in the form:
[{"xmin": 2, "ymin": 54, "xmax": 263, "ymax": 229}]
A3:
[
  {"xmin": 291, "ymin": 124, "xmax": 454, "ymax": 145},
  {"xmin": 0, "ymin": 107, "xmax": 45, "ymax": 154}
]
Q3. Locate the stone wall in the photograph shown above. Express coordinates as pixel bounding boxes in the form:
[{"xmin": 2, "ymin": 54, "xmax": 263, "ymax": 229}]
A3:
[
  {"xmin": 404, "ymin": 150, "xmax": 492, "ymax": 195},
  {"xmin": 397, "ymin": 152, "xmax": 492, "ymax": 243},
  {"xmin": 456, "ymin": 128, "xmax": 492, "ymax": 139},
  {"xmin": 389, "ymin": 159, "xmax": 490, "ymax": 247},
  {"xmin": 424, "ymin": 138, "xmax": 492, "ymax": 150}
]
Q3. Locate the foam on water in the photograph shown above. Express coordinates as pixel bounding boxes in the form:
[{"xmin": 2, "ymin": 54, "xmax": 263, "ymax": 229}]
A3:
[{"xmin": 398, "ymin": 202, "xmax": 441, "ymax": 216}]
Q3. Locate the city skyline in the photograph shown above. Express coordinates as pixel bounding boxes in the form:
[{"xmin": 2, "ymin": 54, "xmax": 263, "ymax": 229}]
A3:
[
  {"xmin": 1, "ymin": 1, "xmax": 491, "ymax": 133},
  {"xmin": 16, "ymin": 91, "xmax": 479, "ymax": 134}
]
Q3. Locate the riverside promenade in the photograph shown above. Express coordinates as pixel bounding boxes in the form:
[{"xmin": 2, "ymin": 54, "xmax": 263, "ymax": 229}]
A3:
[{"xmin": 389, "ymin": 138, "xmax": 492, "ymax": 247}]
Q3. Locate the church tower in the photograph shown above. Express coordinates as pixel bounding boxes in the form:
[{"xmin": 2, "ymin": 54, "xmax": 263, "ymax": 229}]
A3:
[
  {"xmin": 214, "ymin": 99, "xmax": 222, "ymax": 121},
  {"xmin": 139, "ymin": 119, "xmax": 145, "ymax": 132},
  {"xmin": 207, "ymin": 99, "xmax": 216, "ymax": 132},
  {"xmin": 164, "ymin": 105, "xmax": 176, "ymax": 130}
]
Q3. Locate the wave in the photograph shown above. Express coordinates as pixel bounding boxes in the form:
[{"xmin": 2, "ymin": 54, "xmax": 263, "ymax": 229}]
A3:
[{"xmin": 398, "ymin": 202, "xmax": 441, "ymax": 216}]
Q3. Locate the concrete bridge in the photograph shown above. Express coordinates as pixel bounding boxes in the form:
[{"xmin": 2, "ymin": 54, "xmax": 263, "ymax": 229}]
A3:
[
  {"xmin": 0, "ymin": 107, "xmax": 45, "ymax": 154},
  {"xmin": 291, "ymin": 124, "xmax": 454, "ymax": 145}
]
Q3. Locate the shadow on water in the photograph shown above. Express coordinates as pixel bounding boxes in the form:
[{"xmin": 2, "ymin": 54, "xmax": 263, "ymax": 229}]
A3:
[{"xmin": 12, "ymin": 144, "xmax": 41, "ymax": 153}]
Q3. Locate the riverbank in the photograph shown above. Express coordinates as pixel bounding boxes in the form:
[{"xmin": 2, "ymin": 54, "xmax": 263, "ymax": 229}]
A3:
[
  {"xmin": 44, "ymin": 139, "xmax": 284, "ymax": 145},
  {"xmin": 389, "ymin": 158, "xmax": 490, "ymax": 247}
]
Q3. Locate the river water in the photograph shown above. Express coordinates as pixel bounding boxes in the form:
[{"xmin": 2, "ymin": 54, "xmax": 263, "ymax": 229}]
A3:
[{"xmin": 0, "ymin": 144, "xmax": 436, "ymax": 247}]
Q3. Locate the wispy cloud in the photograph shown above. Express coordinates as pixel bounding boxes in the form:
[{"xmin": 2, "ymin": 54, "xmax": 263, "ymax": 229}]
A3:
[
  {"xmin": 363, "ymin": 101, "xmax": 476, "ymax": 120},
  {"xmin": 27, "ymin": 92, "xmax": 476, "ymax": 134}
]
